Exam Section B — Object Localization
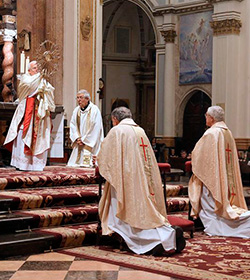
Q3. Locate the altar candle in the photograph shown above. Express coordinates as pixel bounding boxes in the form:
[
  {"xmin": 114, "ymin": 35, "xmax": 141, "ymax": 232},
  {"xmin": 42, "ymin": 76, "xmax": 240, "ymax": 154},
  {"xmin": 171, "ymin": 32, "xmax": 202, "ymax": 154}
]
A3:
[
  {"xmin": 25, "ymin": 56, "xmax": 30, "ymax": 74},
  {"xmin": 20, "ymin": 51, "xmax": 25, "ymax": 73}
]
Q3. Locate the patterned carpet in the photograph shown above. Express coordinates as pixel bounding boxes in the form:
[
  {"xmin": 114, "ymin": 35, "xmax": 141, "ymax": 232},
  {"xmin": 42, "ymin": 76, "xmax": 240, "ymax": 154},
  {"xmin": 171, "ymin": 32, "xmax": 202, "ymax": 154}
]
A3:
[
  {"xmin": 0, "ymin": 184, "xmax": 100, "ymax": 209},
  {"xmin": 0, "ymin": 166, "xmax": 97, "ymax": 189},
  {"xmin": 61, "ymin": 232, "xmax": 250, "ymax": 280}
]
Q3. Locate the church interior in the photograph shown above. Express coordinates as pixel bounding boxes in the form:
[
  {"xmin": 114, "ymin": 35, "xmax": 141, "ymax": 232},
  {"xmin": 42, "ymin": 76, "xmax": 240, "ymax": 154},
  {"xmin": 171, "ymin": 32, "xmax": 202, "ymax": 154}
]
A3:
[{"xmin": 0, "ymin": 0, "xmax": 249, "ymax": 279}]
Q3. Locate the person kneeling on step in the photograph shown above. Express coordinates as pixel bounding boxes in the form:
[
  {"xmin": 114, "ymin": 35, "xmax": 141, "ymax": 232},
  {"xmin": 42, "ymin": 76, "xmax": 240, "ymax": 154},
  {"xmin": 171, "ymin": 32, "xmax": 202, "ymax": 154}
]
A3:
[{"xmin": 98, "ymin": 107, "xmax": 186, "ymax": 255}]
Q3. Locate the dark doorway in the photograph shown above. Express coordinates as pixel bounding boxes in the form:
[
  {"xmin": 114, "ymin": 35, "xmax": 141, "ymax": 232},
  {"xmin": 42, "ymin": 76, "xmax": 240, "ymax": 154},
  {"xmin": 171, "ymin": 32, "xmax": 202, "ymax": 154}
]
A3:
[{"xmin": 182, "ymin": 90, "xmax": 211, "ymax": 153}]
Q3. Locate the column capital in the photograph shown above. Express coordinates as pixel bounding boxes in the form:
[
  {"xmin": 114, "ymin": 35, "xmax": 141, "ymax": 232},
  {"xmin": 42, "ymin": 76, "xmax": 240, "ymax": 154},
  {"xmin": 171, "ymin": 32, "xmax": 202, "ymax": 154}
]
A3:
[
  {"xmin": 160, "ymin": 29, "xmax": 177, "ymax": 43},
  {"xmin": 210, "ymin": 18, "xmax": 242, "ymax": 36}
]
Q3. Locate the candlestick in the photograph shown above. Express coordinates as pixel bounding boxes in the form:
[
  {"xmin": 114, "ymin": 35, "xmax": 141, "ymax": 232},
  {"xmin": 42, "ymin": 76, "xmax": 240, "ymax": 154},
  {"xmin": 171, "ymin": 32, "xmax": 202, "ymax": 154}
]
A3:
[
  {"xmin": 25, "ymin": 56, "xmax": 30, "ymax": 74},
  {"xmin": 20, "ymin": 51, "xmax": 25, "ymax": 74}
]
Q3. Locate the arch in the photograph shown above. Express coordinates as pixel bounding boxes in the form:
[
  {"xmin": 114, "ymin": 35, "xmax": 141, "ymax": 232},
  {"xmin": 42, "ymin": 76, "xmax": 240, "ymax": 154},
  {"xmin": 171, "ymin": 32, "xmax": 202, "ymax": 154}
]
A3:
[
  {"xmin": 176, "ymin": 87, "xmax": 211, "ymax": 150},
  {"xmin": 176, "ymin": 87, "xmax": 211, "ymax": 137},
  {"xmin": 175, "ymin": 88, "xmax": 211, "ymax": 154},
  {"xmin": 103, "ymin": 0, "xmax": 159, "ymax": 44}
]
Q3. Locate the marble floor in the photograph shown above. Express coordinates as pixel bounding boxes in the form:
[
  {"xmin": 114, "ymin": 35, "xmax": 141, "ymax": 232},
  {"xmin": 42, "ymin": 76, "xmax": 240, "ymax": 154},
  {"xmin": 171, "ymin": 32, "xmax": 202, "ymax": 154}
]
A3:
[{"xmin": 0, "ymin": 251, "xmax": 183, "ymax": 280}]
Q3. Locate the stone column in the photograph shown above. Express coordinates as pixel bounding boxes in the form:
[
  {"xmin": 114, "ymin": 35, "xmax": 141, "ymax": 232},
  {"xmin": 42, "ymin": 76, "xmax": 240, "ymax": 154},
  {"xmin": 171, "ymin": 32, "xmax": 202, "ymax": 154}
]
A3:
[
  {"xmin": 1, "ymin": 15, "xmax": 16, "ymax": 102},
  {"xmin": 160, "ymin": 24, "xmax": 176, "ymax": 143},
  {"xmin": 210, "ymin": 0, "xmax": 250, "ymax": 147}
]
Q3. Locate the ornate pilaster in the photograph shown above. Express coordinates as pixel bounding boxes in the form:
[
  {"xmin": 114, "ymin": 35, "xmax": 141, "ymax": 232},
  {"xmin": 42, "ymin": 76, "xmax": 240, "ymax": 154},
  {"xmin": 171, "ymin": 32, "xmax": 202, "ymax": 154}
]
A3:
[
  {"xmin": 210, "ymin": 18, "xmax": 242, "ymax": 35},
  {"xmin": 160, "ymin": 29, "xmax": 177, "ymax": 43},
  {"xmin": 0, "ymin": 15, "xmax": 16, "ymax": 102}
]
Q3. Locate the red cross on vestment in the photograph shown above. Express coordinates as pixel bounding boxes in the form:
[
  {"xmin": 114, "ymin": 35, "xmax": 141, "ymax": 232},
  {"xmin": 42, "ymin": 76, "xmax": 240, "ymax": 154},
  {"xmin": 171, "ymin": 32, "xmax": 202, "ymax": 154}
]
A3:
[
  {"xmin": 230, "ymin": 186, "xmax": 236, "ymax": 205},
  {"xmin": 140, "ymin": 137, "xmax": 148, "ymax": 162},
  {"xmin": 225, "ymin": 143, "xmax": 232, "ymax": 164}
]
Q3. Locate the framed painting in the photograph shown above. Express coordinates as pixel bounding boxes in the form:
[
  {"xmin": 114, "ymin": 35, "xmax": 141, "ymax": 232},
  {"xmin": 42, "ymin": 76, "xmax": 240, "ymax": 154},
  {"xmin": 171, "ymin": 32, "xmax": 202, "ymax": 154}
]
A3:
[{"xmin": 179, "ymin": 11, "xmax": 213, "ymax": 85}]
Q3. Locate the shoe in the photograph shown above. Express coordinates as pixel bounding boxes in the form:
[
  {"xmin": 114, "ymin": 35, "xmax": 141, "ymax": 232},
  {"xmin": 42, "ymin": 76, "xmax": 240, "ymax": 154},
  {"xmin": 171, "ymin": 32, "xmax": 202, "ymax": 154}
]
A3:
[
  {"xmin": 171, "ymin": 225, "xmax": 186, "ymax": 253},
  {"xmin": 151, "ymin": 243, "xmax": 165, "ymax": 256}
]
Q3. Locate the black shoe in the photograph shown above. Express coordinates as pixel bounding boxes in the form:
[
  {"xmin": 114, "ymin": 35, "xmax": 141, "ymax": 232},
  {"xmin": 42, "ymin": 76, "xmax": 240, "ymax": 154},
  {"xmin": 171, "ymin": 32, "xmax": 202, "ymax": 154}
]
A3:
[
  {"xmin": 151, "ymin": 243, "xmax": 165, "ymax": 256},
  {"xmin": 172, "ymin": 225, "xmax": 186, "ymax": 253}
]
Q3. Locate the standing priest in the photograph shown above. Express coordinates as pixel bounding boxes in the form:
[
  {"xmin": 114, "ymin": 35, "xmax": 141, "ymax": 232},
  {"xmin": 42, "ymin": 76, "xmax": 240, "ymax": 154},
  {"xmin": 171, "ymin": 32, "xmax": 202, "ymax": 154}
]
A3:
[
  {"xmin": 4, "ymin": 61, "xmax": 55, "ymax": 171},
  {"xmin": 189, "ymin": 105, "xmax": 250, "ymax": 238},
  {"xmin": 67, "ymin": 89, "xmax": 103, "ymax": 167},
  {"xmin": 98, "ymin": 107, "xmax": 186, "ymax": 255}
]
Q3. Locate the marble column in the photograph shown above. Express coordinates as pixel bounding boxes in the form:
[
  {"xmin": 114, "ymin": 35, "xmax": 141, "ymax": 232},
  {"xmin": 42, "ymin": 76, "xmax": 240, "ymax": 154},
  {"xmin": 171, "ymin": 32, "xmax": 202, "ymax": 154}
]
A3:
[
  {"xmin": 160, "ymin": 25, "xmax": 176, "ymax": 140},
  {"xmin": 1, "ymin": 15, "xmax": 16, "ymax": 102}
]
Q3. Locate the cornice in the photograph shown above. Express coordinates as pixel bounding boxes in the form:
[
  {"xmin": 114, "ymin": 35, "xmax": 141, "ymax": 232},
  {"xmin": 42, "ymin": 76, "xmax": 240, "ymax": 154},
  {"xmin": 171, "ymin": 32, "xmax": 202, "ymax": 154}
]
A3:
[
  {"xmin": 160, "ymin": 29, "xmax": 177, "ymax": 43},
  {"xmin": 153, "ymin": 3, "xmax": 213, "ymax": 16},
  {"xmin": 210, "ymin": 18, "xmax": 242, "ymax": 35},
  {"xmin": 206, "ymin": 0, "xmax": 243, "ymax": 3}
]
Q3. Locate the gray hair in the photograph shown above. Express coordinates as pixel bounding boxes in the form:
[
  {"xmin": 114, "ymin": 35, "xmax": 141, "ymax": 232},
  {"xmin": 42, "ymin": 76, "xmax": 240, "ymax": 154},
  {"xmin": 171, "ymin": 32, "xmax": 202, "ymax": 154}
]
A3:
[
  {"xmin": 207, "ymin": 106, "xmax": 225, "ymax": 122},
  {"xmin": 77, "ymin": 89, "xmax": 90, "ymax": 100},
  {"xmin": 111, "ymin": 106, "xmax": 132, "ymax": 122},
  {"xmin": 28, "ymin": 61, "xmax": 37, "ymax": 70}
]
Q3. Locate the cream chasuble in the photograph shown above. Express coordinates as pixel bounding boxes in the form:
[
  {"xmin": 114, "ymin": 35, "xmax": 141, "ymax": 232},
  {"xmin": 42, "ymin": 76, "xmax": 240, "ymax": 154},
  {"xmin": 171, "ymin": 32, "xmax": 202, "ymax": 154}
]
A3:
[
  {"xmin": 98, "ymin": 118, "xmax": 169, "ymax": 234},
  {"xmin": 189, "ymin": 121, "xmax": 248, "ymax": 220}
]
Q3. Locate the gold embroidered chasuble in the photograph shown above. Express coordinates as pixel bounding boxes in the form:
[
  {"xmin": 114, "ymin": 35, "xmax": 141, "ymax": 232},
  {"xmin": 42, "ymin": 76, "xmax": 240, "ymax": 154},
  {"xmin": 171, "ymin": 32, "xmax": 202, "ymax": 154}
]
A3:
[
  {"xmin": 189, "ymin": 121, "xmax": 247, "ymax": 220},
  {"xmin": 98, "ymin": 118, "xmax": 169, "ymax": 235}
]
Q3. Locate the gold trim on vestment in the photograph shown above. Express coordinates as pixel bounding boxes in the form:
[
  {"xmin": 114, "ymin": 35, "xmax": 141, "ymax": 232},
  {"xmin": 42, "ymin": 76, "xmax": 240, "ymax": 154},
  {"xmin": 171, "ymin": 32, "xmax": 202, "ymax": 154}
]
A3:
[
  {"xmin": 76, "ymin": 106, "xmax": 92, "ymax": 165},
  {"xmin": 223, "ymin": 129, "xmax": 236, "ymax": 205},
  {"xmin": 132, "ymin": 126, "xmax": 155, "ymax": 203}
]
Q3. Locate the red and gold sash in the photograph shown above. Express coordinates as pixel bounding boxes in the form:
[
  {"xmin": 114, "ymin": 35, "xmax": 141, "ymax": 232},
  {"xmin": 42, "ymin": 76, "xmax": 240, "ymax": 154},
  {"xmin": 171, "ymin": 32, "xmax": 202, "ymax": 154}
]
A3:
[{"xmin": 22, "ymin": 96, "xmax": 40, "ymax": 155}]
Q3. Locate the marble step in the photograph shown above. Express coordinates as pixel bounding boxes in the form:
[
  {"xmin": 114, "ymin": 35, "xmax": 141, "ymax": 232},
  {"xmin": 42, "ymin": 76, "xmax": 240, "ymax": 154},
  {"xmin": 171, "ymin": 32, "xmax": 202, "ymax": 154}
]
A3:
[
  {"xmin": 0, "ymin": 231, "xmax": 55, "ymax": 258},
  {"xmin": 0, "ymin": 197, "xmax": 13, "ymax": 211},
  {"xmin": 0, "ymin": 222, "xmax": 98, "ymax": 258},
  {"xmin": 0, "ymin": 204, "xmax": 98, "ymax": 234}
]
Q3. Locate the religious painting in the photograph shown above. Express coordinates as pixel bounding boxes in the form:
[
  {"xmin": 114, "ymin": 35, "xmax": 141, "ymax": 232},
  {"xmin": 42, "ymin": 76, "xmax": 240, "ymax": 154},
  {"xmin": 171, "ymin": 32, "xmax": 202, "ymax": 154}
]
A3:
[{"xmin": 179, "ymin": 11, "xmax": 213, "ymax": 85}]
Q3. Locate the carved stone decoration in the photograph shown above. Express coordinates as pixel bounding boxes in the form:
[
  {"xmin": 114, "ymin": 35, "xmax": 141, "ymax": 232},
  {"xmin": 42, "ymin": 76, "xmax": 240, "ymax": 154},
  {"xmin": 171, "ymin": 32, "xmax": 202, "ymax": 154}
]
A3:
[
  {"xmin": 80, "ymin": 15, "xmax": 92, "ymax": 41},
  {"xmin": 2, "ymin": 41, "xmax": 14, "ymax": 102},
  {"xmin": 18, "ymin": 29, "xmax": 31, "ymax": 50},
  {"xmin": 210, "ymin": 19, "xmax": 242, "ymax": 36},
  {"xmin": 160, "ymin": 29, "xmax": 177, "ymax": 43},
  {"xmin": 0, "ymin": 0, "xmax": 15, "ymax": 9},
  {"xmin": 0, "ymin": 15, "xmax": 16, "ymax": 102}
]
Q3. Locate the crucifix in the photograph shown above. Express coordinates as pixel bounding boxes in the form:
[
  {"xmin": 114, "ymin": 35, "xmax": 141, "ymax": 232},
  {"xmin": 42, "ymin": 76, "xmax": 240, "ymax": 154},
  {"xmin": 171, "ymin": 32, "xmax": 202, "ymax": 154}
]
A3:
[{"xmin": 140, "ymin": 137, "xmax": 148, "ymax": 162}]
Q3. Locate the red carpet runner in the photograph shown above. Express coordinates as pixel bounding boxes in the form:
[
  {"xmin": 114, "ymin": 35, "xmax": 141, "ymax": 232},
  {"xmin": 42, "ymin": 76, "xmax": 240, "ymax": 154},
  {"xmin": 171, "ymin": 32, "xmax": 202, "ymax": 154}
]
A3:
[
  {"xmin": 0, "ymin": 166, "xmax": 96, "ymax": 189},
  {"xmin": 61, "ymin": 231, "xmax": 250, "ymax": 280}
]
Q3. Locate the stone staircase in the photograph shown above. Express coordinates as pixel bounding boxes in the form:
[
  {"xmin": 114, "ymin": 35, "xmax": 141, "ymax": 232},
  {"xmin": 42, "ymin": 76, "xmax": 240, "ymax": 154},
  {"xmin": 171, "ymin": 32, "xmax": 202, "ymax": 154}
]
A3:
[{"xmin": 0, "ymin": 166, "xmax": 191, "ymax": 258}]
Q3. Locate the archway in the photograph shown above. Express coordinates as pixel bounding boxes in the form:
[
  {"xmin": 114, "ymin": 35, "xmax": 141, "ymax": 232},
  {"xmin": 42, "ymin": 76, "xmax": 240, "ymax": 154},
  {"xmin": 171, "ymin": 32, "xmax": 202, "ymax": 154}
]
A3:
[
  {"xmin": 181, "ymin": 90, "xmax": 211, "ymax": 154},
  {"xmin": 102, "ymin": 0, "xmax": 157, "ymax": 138}
]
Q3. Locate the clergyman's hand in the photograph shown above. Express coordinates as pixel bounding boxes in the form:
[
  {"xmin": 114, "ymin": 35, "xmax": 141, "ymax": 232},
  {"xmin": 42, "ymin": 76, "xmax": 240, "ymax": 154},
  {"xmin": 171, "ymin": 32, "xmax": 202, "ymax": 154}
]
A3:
[{"xmin": 76, "ymin": 138, "xmax": 84, "ymax": 146}]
